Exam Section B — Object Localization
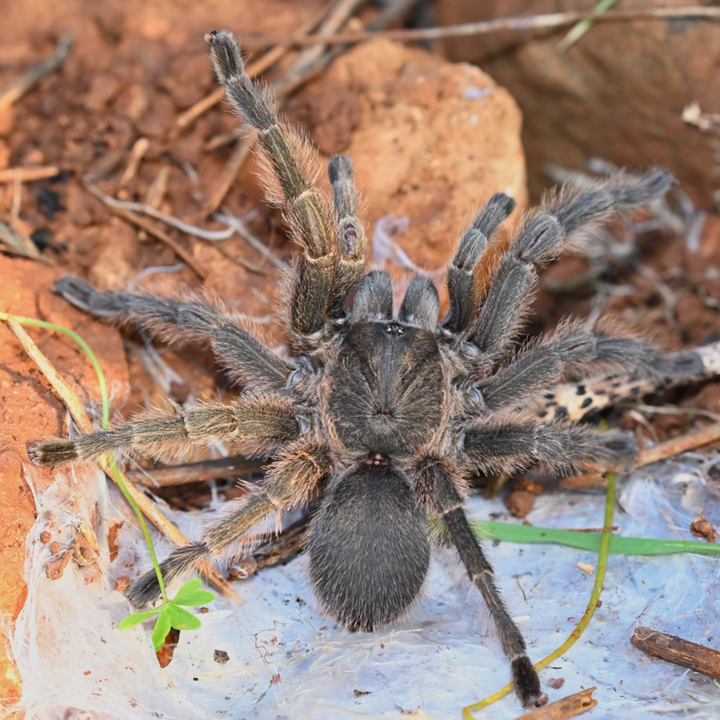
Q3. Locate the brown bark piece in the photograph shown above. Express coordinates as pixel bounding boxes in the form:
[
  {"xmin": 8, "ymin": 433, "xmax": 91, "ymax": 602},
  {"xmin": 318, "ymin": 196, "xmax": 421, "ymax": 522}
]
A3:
[
  {"xmin": 511, "ymin": 687, "xmax": 597, "ymax": 720},
  {"xmin": 631, "ymin": 626, "xmax": 720, "ymax": 679}
]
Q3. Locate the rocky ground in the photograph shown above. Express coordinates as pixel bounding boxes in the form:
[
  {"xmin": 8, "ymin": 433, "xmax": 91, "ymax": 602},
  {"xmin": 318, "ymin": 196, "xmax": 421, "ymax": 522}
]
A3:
[{"xmin": 1, "ymin": 0, "xmax": 719, "ymax": 709}]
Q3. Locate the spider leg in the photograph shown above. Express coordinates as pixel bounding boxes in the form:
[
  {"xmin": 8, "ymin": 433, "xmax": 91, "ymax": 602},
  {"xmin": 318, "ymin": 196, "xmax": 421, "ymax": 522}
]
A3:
[
  {"xmin": 207, "ymin": 30, "xmax": 339, "ymax": 338},
  {"xmin": 415, "ymin": 456, "xmax": 545, "ymax": 708},
  {"xmin": 443, "ymin": 193, "xmax": 516, "ymax": 334},
  {"xmin": 28, "ymin": 394, "xmax": 298, "ymax": 466},
  {"xmin": 463, "ymin": 419, "xmax": 637, "ymax": 476},
  {"xmin": 53, "ymin": 277, "xmax": 291, "ymax": 392},
  {"xmin": 328, "ymin": 155, "xmax": 367, "ymax": 315},
  {"xmin": 128, "ymin": 439, "xmax": 329, "ymax": 606},
  {"xmin": 467, "ymin": 170, "xmax": 676, "ymax": 370},
  {"xmin": 478, "ymin": 319, "xmax": 700, "ymax": 414}
]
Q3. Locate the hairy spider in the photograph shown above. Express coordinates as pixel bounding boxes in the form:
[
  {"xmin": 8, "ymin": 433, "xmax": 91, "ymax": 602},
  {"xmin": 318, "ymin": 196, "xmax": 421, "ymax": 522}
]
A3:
[{"xmin": 28, "ymin": 30, "xmax": 702, "ymax": 707}]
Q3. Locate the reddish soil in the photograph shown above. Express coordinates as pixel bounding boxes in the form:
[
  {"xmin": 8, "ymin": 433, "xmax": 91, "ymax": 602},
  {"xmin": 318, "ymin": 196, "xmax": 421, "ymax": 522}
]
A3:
[{"xmin": 1, "ymin": 0, "xmax": 719, "ymax": 706}]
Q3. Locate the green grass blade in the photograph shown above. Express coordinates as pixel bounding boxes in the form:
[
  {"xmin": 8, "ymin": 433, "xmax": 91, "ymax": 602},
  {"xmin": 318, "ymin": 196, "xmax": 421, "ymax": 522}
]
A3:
[{"xmin": 472, "ymin": 520, "xmax": 720, "ymax": 557}]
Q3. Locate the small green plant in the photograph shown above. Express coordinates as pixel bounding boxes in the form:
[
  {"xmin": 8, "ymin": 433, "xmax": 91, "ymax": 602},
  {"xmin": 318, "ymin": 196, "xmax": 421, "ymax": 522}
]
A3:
[
  {"xmin": 119, "ymin": 578, "xmax": 215, "ymax": 650},
  {"xmin": 1, "ymin": 312, "xmax": 215, "ymax": 650}
]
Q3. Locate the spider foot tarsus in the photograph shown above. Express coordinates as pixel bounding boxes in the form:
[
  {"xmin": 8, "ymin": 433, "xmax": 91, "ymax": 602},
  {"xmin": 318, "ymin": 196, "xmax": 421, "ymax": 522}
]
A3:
[
  {"xmin": 511, "ymin": 655, "xmax": 548, "ymax": 708},
  {"xmin": 127, "ymin": 543, "xmax": 207, "ymax": 607},
  {"xmin": 27, "ymin": 438, "xmax": 77, "ymax": 466}
]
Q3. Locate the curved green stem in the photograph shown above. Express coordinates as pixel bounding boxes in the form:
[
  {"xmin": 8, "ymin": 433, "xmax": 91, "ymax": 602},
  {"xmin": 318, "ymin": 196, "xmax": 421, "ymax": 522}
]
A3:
[{"xmin": 1, "ymin": 312, "xmax": 168, "ymax": 603}]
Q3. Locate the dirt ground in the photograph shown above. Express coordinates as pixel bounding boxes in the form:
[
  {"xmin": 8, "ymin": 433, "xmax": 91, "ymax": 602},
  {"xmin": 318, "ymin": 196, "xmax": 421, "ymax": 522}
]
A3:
[{"xmin": 1, "ymin": 0, "xmax": 720, "ymax": 708}]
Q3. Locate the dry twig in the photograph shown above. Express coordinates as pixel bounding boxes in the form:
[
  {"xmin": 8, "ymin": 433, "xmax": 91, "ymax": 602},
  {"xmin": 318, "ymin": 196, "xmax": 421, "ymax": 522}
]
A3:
[
  {"xmin": 0, "ymin": 218, "xmax": 50, "ymax": 264},
  {"xmin": 0, "ymin": 34, "xmax": 73, "ymax": 114},
  {"xmin": 119, "ymin": 137, "xmax": 150, "ymax": 189},
  {"xmin": 636, "ymin": 422, "xmax": 720, "ymax": 468},
  {"xmin": 631, "ymin": 627, "xmax": 720, "ymax": 678},
  {"xmin": 510, "ymin": 688, "xmax": 597, "ymax": 720},
  {"xmin": 243, "ymin": 7, "xmax": 720, "ymax": 49},
  {"xmin": 128, "ymin": 456, "xmax": 265, "ymax": 488},
  {"xmin": 0, "ymin": 166, "xmax": 61, "ymax": 183},
  {"xmin": 4, "ymin": 317, "xmax": 238, "ymax": 600},
  {"xmin": 83, "ymin": 180, "xmax": 207, "ymax": 279}
]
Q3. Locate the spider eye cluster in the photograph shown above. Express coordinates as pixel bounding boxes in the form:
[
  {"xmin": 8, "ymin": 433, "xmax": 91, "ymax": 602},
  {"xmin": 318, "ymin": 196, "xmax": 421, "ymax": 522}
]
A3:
[{"xmin": 384, "ymin": 323, "xmax": 405, "ymax": 336}]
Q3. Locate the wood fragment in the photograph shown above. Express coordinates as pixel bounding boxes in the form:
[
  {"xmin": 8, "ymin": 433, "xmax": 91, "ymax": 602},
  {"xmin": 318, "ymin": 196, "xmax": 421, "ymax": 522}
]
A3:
[
  {"xmin": 0, "ymin": 34, "xmax": 73, "ymax": 114},
  {"xmin": 146, "ymin": 166, "xmax": 170, "ymax": 209},
  {"xmin": 636, "ymin": 422, "xmax": 720, "ymax": 468},
  {"xmin": 203, "ymin": 137, "xmax": 256, "ymax": 217},
  {"xmin": 251, "ymin": 515, "xmax": 308, "ymax": 573},
  {"xmin": 83, "ymin": 180, "xmax": 206, "ymax": 279},
  {"xmin": 558, "ymin": 472, "xmax": 606, "ymax": 490},
  {"xmin": 128, "ymin": 456, "xmax": 265, "ymax": 487},
  {"xmin": 119, "ymin": 137, "xmax": 150, "ymax": 189},
  {"xmin": 0, "ymin": 166, "xmax": 61, "ymax": 183},
  {"xmin": 510, "ymin": 687, "xmax": 597, "ymax": 720},
  {"xmin": 243, "ymin": 7, "xmax": 720, "ymax": 49},
  {"xmin": 631, "ymin": 627, "xmax": 720, "ymax": 679},
  {"xmin": 0, "ymin": 218, "xmax": 51, "ymax": 264},
  {"xmin": 4, "ymin": 317, "xmax": 237, "ymax": 601}
]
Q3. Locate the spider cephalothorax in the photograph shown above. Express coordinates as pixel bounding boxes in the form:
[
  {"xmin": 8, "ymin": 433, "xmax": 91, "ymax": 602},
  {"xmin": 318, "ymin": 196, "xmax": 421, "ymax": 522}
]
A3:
[{"xmin": 29, "ymin": 30, "xmax": 702, "ymax": 708}]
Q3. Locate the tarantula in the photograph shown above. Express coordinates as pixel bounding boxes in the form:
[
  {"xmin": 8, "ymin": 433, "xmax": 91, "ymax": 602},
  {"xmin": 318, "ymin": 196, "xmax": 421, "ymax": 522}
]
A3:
[{"xmin": 28, "ymin": 30, "xmax": 700, "ymax": 707}]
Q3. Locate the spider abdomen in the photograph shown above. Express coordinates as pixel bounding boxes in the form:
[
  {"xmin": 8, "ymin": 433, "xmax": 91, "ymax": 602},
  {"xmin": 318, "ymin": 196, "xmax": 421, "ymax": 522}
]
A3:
[{"xmin": 307, "ymin": 465, "xmax": 430, "ymax": 632}]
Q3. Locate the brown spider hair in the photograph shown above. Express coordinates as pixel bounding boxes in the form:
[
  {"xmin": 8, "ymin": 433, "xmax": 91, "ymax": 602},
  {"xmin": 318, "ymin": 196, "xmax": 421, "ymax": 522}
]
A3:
[{"xmin": 28, "ymin": 29, "xmax": 701, "ymax": 708}]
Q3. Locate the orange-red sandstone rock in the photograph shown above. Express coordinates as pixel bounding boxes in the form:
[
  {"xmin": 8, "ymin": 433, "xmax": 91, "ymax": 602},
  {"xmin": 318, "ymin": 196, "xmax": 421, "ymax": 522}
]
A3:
[{"xmin": 437, "ymin": 0, "xmax": 720, "ymax": 208}]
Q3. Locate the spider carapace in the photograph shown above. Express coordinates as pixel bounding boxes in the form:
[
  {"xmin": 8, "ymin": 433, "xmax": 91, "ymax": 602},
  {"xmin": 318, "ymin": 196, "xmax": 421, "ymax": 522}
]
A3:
[{"xmin": 28, "ymin": 29, "xmax": 703, "ymax": 708}]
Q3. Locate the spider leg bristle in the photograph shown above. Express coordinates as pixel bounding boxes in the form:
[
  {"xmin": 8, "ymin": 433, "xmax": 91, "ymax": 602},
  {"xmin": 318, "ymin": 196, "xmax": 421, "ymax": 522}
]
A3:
[
  {"xmin": 127, "ymin": 543, "xmax": 207, "ymax": 607},
  {"xmin": 27, "ymin": 439, "xmax": 78, "ymax": 466},
  {"xmin": 399, "ymin": 276, "xmax": 439, "ymax": 330},
  {"xmin": 444, "ymin": 192, "xmax": 516, "ymax": 334}
]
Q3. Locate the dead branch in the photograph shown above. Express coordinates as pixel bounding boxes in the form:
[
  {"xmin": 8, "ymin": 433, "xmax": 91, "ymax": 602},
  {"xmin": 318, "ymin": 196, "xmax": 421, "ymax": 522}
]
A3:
[
  {"xmin": 128, "ymin": 456, "xmax": 265, "ymax": 487},
  {"xmin": 636, "ymin": 422, "xmax": 720, "ymax": 468},
  {"xmin": 0, "ymin": 166, "xmax": 61, "ymax": 183},
  {"xmin": 83, "ymin": 180, "xmax": 207, "ymax": 279},
  {"xmin": 243, "ymin": 7, "xmax": 720, "ymax": 49},
  {"xmin": 0, "ymin": 34, "xmax": 73, "ymax": 114},
  {"xmin": 510, "ymin": 687, "xmax": 597, "ymax": 720},
  {"xmin": 631, "ymin": 627, "xmax": 720, "ymax": 678}
]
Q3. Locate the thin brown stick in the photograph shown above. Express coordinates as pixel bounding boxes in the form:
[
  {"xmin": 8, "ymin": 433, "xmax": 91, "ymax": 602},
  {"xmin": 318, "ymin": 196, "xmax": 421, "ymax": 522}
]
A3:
[
  {"xmin": 203, "ymin": 136, "xmax": 257, "ymax": 217},
  {"xmin": 146, "ymin": 166, "xmax": 169, "ymax": 209},
  {"xmin": 0, "ymin": 166, "xmax": 61, "ymax": 183},
  {"xmin": 631, "ymin": 627, "xmax": 720, "ymax": 678},
  {"xmin": 510, "ymin": 687, "xmax": 597, "ymax": 720},
  {"xmin": 4, "ymin": 317, "xmax": 238, "ymax": 601},
  {"xmin": 244, "ymin": 7, "xmax": 720, "ymax": 49},
  {"xmin": 128, "ymin": 456, "xmax": 265, "ymax": 488},
  {"xmin": 0, "ymin": 34, "xmax": 73, "ymax": 114},
  {"xmin": 636, "ymin": 422, "xmax": 720, "ymax": 468},
  {"xmin": 559, "ymin": 421, "xmax": 720, "ymax": 490},
  {"xmin": 119, "ymin": 137, "xmax": 150, "ymax": 189},
  {"xmin": 83, "ymin": 180, "xmax": 207, "ymax": 279},
  {"xmin": 0, "ymin": 218, "xmax": 52, "ymax": 264},
  {"xmin": 174, "ymin": 2, "xmax": 333, "ymax": 133},
  {"xmin": 251, "ymin": 515, "xmax": 308, "ymax": 573}
]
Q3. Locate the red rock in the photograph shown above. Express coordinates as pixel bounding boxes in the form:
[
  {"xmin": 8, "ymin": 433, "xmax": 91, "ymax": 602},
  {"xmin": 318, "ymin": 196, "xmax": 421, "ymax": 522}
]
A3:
[
  {"xmin": 437, "ymin": 0, "xmax": 720, "ymax": 208},
  {"xmin": 0, "ymin": 256, "xmax": 129, "ymax": 704}
]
